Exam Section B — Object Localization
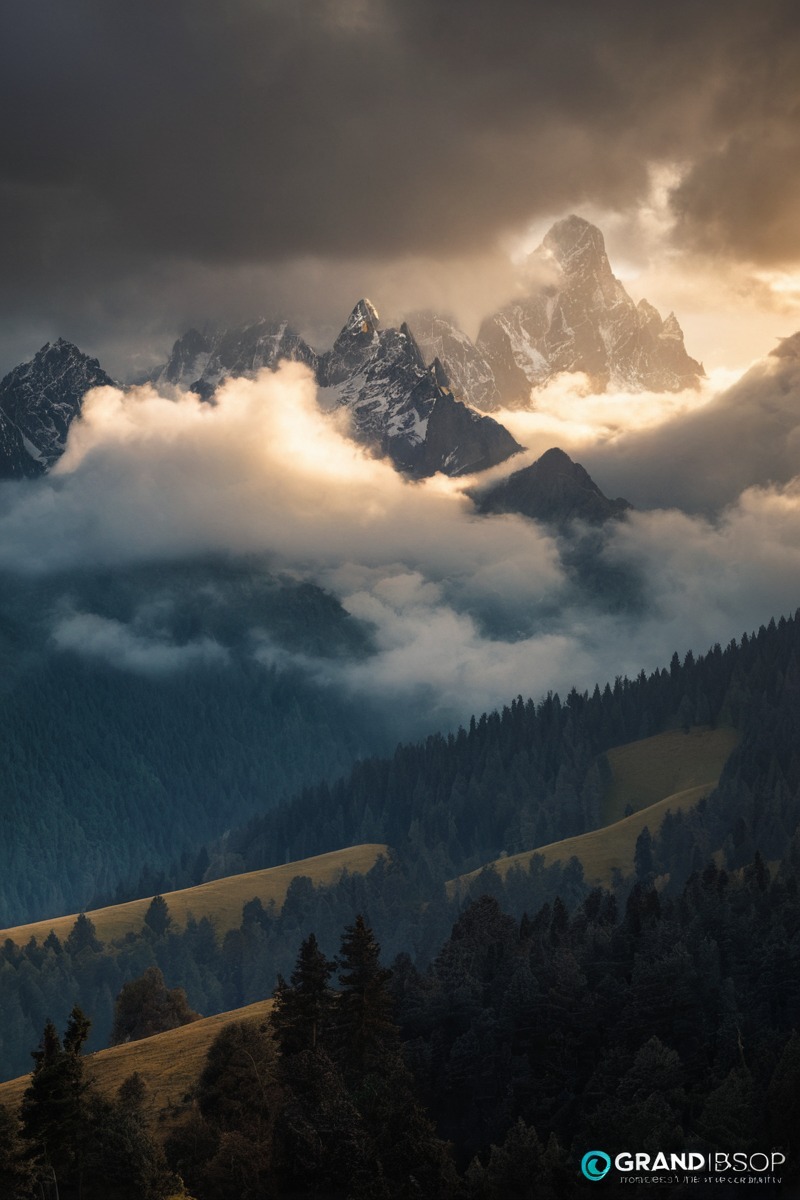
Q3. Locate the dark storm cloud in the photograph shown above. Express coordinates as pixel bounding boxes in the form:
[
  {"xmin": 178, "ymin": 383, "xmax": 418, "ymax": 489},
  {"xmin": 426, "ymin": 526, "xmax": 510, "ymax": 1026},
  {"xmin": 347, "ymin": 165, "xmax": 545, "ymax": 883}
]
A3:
[{"xmin": 2, "ymin": 0, "xmax": 800, "ymax": 365}]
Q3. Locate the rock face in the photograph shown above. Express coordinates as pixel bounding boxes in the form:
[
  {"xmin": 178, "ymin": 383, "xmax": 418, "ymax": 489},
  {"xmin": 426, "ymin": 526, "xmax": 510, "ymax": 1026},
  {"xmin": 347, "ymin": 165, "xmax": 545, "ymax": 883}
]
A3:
[
  {"xmin": 476, "ymin": 216, "xmax": 703, "ymax": 405},
  {"xmin": 152, "ymin": 319, "xmax": 318, "ymax": 398},
  {"xmin": 406, "ymin": 311, "xmax": 503, "ymax": 412},
  {"xmin": 474, "ymin": 446, "xmax": 631, "ymax": 525},
  {"xmin": 0, "ymin": 410, "xmax": 30, "ymax": 480},
  {"xmin": 0, "ymin": 339, "xmax": 114, "ymax": 478},
  {"xmin": 317, "ymin": 301, "xmax": 521, "ymax": 477}
]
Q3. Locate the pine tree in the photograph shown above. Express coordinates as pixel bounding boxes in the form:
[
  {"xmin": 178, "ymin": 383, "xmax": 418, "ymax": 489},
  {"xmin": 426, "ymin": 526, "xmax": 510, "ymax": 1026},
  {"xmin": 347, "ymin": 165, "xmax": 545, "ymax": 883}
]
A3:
[
  {"xmin": 65, "ymin": 913, "xmax": 102, "ymax": 956},
  {"xmin": 271, "ymin": 933, "xmax": 336, "ymax": 1058},
  {"xmin": 0, "ymin": 1103, "xmax": 35, "ymax": 1199},
  {"xmin": 143, "ymin": 894, "xmax": 172, "ymax": 937},
  {"xmin": 335, "ymin": 915, "xmax": 397, "ymax": 1076},
  {"xmin": 20, "ymin": 1008, "xmax": 91, "ymax": 1194}
]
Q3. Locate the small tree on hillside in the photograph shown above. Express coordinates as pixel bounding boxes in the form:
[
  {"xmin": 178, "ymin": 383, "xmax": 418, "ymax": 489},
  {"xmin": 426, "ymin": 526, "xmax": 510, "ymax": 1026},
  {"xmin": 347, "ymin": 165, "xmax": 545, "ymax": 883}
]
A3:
[
  {"xmin": 65, "ymin": 913, "xmax": 102, "ymax": 955},
  {"xmin": 143, "ymin": 895, "xmax": 172, "ymax": 937},
  {"xmin": 111, "ymin": 967, "xmax": 198, "ymax": 1045}
]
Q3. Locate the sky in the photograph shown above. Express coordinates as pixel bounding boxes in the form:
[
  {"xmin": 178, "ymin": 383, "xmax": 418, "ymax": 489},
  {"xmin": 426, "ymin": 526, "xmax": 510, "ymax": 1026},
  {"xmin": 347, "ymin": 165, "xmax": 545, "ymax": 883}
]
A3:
[
  {"xmin": 2, "ymin": 0, "xmax": 800, "ymax": 377},
  {"xmin": 3, "ymin": 2, "xmax": 800, "ymax": 733}
]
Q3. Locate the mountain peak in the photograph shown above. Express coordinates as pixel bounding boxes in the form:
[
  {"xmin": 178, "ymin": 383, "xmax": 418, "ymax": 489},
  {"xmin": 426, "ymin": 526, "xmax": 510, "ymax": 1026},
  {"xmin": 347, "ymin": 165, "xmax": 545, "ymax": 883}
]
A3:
[
  {"xmin": 473, "ymin": 446, "xmax": 631, "ymax": 526},
  {"xmin": 771, "ymin": 331, "xmax": 800, "ymax": 360},
  {"xmin": 476, "ymin": 215, "xmax": 703, "ymax": 402},
  {"xmin": 37, "ymin": 337, "xmax": 90, "ymax": 362},
  {"xmin": 345, "ymin": 299, "xmax": 380, "ymax": 336},
  {"xmin": 542, "ymin": 215, "xmax": 609, "ymax": 276},
  {"xmin": 0, "ymin": 339, "xmax": 114, "ymax": 477}
]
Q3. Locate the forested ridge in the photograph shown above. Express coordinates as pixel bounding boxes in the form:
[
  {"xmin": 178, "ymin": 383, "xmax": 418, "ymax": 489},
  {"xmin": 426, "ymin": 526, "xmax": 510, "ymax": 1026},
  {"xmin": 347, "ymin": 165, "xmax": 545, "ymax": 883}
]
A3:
[
  {"xmin": 219, "ymin": 611, "xmax": 799, "ymax": 882},
  {"xmin": 1, "ymin": 614, "xmax": 800, "ymax": 1195},
  {"xmin": 0, "ymin": 560, "xmax": 389, "ymax": 924},
  {"xmin": 3, "ymin": 611, "xmax": 800, "ymax": 1100}
]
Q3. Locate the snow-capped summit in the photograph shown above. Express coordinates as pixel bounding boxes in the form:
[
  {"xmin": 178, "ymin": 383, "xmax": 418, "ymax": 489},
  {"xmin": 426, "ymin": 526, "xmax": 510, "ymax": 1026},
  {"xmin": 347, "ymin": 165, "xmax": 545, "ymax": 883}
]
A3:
[
  {"xmin": 320, "ymin": 299, "xmax": 386, "ymax": 389},
  {"xmin": 318, "ymin": 304, "xmax": 521, "ymax": 477},
  {"xmin": 153, "ymin": 319, "xmax": 318, "ymax": 398},
  {"xmin": 146, "ymin": 302, "xmax": 521, "ymax": 479},
  {"xmin": 342, "ymin": 298, "xmax": 380, "ymax": 338},
  {"xmin": 0, "ymin": 339, "xmax": 114, "ymax": 478},
  {"xmin": 473, "ymin": 215, "xmax": 704, "ymax": 406}
]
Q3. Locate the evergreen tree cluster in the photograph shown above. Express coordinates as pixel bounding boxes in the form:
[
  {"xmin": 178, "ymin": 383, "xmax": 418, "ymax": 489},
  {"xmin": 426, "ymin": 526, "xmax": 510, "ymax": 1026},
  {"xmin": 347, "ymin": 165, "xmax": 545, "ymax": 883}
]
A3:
[
  {"xmin": 0, "ymin": 1008, "xmax": 175, "ymax": 1199},
  {"xmin": 167, "ymin": 916, "xmax": 456, "ymax": 1200},
  {"xmin": 390, "ymin": 857, "xmax": 800, "ymax": 1192},
  {"xmin": 0, "ymin": 851, "xmax": 585, "ymax": 1084}
]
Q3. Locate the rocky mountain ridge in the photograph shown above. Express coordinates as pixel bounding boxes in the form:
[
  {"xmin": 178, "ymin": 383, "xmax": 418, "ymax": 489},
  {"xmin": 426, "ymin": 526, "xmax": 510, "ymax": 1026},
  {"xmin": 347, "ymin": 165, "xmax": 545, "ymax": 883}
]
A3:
[
  {"xmin": 156, "ymin": 299, "xmax": 522, "ymax": 478},
  {"xmin": 0, "ymin": 339, "xmax": 114, "ymax": 479},
  {"xmin": 410, "ymin": 215, "xmax": 704, "ymax": 410},
  {"xmin": 0, "ymin": 216, "xmax": 705, "ymax": 482}
]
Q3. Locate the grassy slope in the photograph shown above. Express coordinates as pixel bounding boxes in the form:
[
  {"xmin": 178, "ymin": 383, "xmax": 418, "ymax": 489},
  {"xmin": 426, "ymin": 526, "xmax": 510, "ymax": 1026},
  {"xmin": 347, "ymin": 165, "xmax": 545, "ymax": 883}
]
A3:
[
  {"xmin": 0, "ymin": 999, "xmax": 274, "ymax": 1135},
  {"xmin": 455, "ymin": 783, "xmax": 710, "ymax": 891},
  {"xmin": 0, "ymin": 844, "xmax": 388, "ymax": 948},
  {"xmin": 603, "ymin": 726, "xmax": 737, "ymax": 822},
  {"xmin": 452, "ymin": 726, "xmax": 737, "ymax": 892}
]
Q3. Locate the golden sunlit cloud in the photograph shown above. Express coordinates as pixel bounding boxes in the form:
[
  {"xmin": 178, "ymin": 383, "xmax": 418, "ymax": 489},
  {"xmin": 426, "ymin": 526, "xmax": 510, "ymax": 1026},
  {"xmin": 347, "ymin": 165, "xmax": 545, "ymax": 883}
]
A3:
[{"xmin": 5, "ymin": 355, "xmax": 800, "ymax": 721}]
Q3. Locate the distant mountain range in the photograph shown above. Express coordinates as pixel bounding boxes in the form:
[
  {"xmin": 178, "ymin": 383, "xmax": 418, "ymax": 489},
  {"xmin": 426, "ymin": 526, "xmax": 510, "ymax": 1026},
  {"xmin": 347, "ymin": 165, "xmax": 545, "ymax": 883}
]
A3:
[
  {"xmin": 154, "ymin": 298, "xmax": 522, "ymax": 478},
  {"xmin": 0, "ymin": 216, "xmax": 703, "ymax": 485}
]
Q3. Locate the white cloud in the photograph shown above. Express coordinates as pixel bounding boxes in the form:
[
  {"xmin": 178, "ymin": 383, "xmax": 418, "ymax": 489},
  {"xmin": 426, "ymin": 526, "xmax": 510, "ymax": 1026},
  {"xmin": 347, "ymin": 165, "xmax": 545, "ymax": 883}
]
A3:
[
  {"xmin": 2, "ymin": 356, "xmax": 800, "ymax": 727},
  {"xmin": 53, "ymin": 611, "xmax": 229, "ymax": 674}
]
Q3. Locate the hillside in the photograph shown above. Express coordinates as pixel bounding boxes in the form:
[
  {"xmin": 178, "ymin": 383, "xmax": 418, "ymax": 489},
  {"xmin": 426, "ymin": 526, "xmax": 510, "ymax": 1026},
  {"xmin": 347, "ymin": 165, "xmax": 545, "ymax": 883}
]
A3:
[
  {"xmin": 450, "ymin": 725, "xmax": 737, "ymax": 891},
  {"xmin": 452, "ymin": 783, "xmax": 711, "ymax": 892},
  {"xmin": 0, "ymin": 844, "xmax": 387, "ymax": 948},
  {"xmin": 0, "ymin": 999, "xmax": 274, "ymax": 1136},
  {"xmin": 0, "ymin": 560, "xmax": 388, "ymax": 926},
  {"xmin": 602, "ymin": 725, "xmax": 737, "ymax": 822}
]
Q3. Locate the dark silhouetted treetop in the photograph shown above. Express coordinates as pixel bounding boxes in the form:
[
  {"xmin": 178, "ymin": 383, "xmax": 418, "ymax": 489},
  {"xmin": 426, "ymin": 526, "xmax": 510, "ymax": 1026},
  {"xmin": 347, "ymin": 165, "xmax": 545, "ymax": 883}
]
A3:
[
  {"xmin": 143, "ymin": 894, "xmax": 172, "ymax": 937},
  {"xmin": 335, "ymin": 914, "xmax": 397, "ymax": 1074},
  {"xmin": 20, "ymin": 1008, "xmax": 91, "ymax": 1193},
  {"xmin": 65, "ymin": 912, "xmax": 103, "ymax": 956},
  {"xmin": 271, "ymin": 933, "xmax": 336, "ymax": 1058},
  {"xmin": 197, "ymin": 1019, "xmax": 278, "ymax": 1134},
  {"xmin": 110, "ymin": 966, "xmax": 199, "ymax": 1045}
]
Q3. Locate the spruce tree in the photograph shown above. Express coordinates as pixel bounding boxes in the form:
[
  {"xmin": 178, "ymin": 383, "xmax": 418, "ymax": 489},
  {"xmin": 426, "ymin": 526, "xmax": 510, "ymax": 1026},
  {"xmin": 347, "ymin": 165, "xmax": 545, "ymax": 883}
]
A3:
[
  {"xmin": 65, "ymin": 913, "xmax": 102, "ymax": 956},
  {"xmin": 271, "ymin": 933, "xmax": 336, "ymax": 1058},
  {"xmin": 335, "ymin": 914, "xmax": 397, "ymax": 1076},
  {"xmin": 20, "ymin": 1008, "xmax": 91, "ymax": 1194},
  {"xmin": 143, "ymin": 895, "xmax": 172, "ymax": 937}
]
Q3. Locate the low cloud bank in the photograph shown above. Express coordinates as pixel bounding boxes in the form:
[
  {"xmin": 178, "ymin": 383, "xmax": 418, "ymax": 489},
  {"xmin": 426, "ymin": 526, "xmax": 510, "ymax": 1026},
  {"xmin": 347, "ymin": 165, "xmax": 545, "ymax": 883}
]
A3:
[
  {"xmin": 1, "ymin": 360, "xmax": 800, "ymax": 727},
  {"xmin": 53, "ymin": 611, "xmax": 229, "ymax": 675}
]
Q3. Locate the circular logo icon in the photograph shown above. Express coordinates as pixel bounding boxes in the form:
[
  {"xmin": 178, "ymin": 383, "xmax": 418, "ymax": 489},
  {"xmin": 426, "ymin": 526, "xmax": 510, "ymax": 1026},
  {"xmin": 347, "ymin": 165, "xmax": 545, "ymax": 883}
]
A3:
[{"xmin": 581, "ymin": 1151, "xmax": 612, "ymax": 1181}]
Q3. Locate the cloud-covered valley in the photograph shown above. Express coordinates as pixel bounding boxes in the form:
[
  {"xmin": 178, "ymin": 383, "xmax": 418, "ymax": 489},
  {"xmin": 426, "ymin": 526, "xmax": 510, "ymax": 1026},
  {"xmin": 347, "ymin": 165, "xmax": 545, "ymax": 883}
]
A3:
[{"xmin": 3, "ymin": 356, "xmax": 800, "ymax": 731}]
